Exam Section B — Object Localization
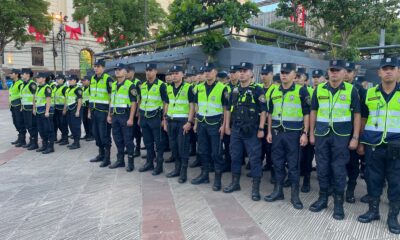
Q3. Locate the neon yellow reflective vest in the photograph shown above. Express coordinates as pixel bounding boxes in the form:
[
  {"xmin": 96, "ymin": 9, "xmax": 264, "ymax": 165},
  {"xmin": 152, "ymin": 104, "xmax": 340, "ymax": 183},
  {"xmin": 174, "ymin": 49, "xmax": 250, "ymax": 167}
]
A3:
[
  {"xmin": 270, "ymin": 84, "xmax": 304, "ymax": 130},
  {"xmin": 167, "ymin": 82, "xmax": 190, "ymax": 118},
  {"xmin": 21, "ymin": 80, "xmax": 35, "ymax": 108},
  {"xmin": 197, "ymin": 81, "xmax": 225, "ymax": 117},
  {"xmin": 66, "ymin": 86, "xmax": 79, "ymax": 110},
  {"xmin": 90, "ymin": 73, "xmax": 111, "ymax": 110},
  {"xmin": 140, "ymin": 79, "xmax": 164, "ymax": 113},
  {"xmin": 110, "ymin": 80, "xmax": 133, "ymax": 114},
  {"xmin": 361, "ymin": 85, "xmax": 400, "ymax": 145},
  {"xmin": 9, "ymin": 79, "xmax": 23, "ymax": 106},
  {"xmin": 54, "ymin": 85, "xmax": 66, "ymax": 109},
  {"xmin": 82, "ymin": 86, "xmax": 90, "ymax": 107},
  {"xmin": 315, "ymin": 82, "xmax": 353, "ymax": 136},
  {"xmin": 35, "ymin": 84, "xmax": 51, "ymax": 114}
]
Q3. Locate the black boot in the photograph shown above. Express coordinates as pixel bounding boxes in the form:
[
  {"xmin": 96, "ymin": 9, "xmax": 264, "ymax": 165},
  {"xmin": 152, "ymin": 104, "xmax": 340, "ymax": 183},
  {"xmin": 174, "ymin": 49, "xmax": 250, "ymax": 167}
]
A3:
[
  {"xmin": 68, "ymin": 139, "xmax": 80, "ymax": 150},
  {"xmin": 126, "ymin": 155, "xmax": 134, "ymax": 172},
  {"xmin": 212, "ymin": 172, "xmax": 222, "ymax": 191},
  {"xmin": 27, "ymin": 139, "xmax": 38, "ymax": 150},
  {"xmin": 345, "ymin": 182, "xmax": 356, "ymax": 203},
  {"xmin": 152, "ymin": 158, "xmax": 163, "ymax": 176},
  {"xmin": 270, "ymin": 168, "xmax": 276, "ymax": 184},
  {"xmin": 358, "ymin": 199, "xmax": 380, "ymax": 223},
  {"xmin": 58, "ymin": 136, "xmax": 69, "ymax": 146},
  {"xmin": 165, "ymin": 156, "xmax": 175, "ymax": 163},
  {"xmin": 191, "ymin": 170, "xmax": 209, "ymax": 185},
  {"xmin": 189, "ymin": 158, "xmax": 201, "ymax": 168},
  {"xmin": 109, "ymin": 154, "xmax": 125, "ymax": 169},
  {"xmin": 133, "ymin": 147, "xmax": 140, "ymax": 157},
  {"xmin": 283, "ymin": 179, "xmax": 291, "ymax": 188},
  {"xmin": 251, "ymin": 177, "xmax": 261, "ymax": 201},
  {"xmin": 264, "ymin": 184, "xmax": 284, "ymax": 202},
  {"xmin": 301, "ymin": 174, "xmax": 311, "ymax": 193},
  {"xmin": 11, "ymin": 137, "xmax": 19, "ymax": 145},
  {"xmin": 333, "ymin": 192, "xmax": 345, "ymax": 220},
  {"xmin": 15, "ymin": 135, "xmax": 26, "ymax": 147},
  {"xmin": 99, "ymin": 147, "xmax": 111, "ymax": 168},
  {"xmin": 42, "ymin": 142, "xmax": 54, "ymax": 154},
  {"xmin": 138, "ymin": 158, "xmax": 154, "ymax": 172},
  {"xmin": 291, "ymin": 184, "xmax": 303, "ymax": 209},
  {"xmin": 360, "ymin": 194, "xmax": 370, "ymax": 204},
  {"xmin": 309, "ymin": 189, "xmax": 328, "ymax": 212},
  {"xmin": 36, "ymin": 141, "xmax": 48, "ymax": 152},
  {"xmin": 90, "ymin": 148, "xmax": 104, "ymax": 162},
  {"xmin": 167, "ymin": 160, "xmax": 181, "ymax": 178},
  {"xmin": 178, "ymin": 166, "xmax": 187, "ymax": 183},
  {"xmin": 388, "ymin": 202, "xmax": 400, "ymax": 234},
  {"xmin": 22, "ymin": 138, "xmax": 32, "ymax": 148},
  {"xmin": 223, "ymin": 174, "xmax": 241, "ymax": 193}
]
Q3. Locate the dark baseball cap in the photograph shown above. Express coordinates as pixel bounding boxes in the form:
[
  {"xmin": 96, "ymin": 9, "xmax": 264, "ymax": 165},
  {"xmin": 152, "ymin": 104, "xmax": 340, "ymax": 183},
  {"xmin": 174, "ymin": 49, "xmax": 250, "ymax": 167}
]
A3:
[
  {"xmin": 94, "ymin": 59, "xmax": 106, "ymax": 67},
  {"xmin": 261, "ymin": 64, "xmax": 273, "ymax": 74},
  {"xmin": 145, "ymin": 63, "xmax": 157, "ymax": 70},
  {"xmin": 329, "ymin": 60, "xmax": 346, "ymax": 70},
  {"xmin": 297, "ymin": 67, "xmax": 307, "ymax": 75},
  {"xmin": 203, "ymin": 62, "xmax": 216, "ymax": 72},
  {"xmin": 68, "ymin": 75, "xmax": 79, "ymax": 81},
  {"xmin": 281, "ymin": 63, "xmax": 296, "ymax": 72},
  {"xmin": 239, "ymin": 62, "xmax": 253, "ymax": 70},
  {"xmin": 11, "ymin": 69, "xmax": 20, "ymax": 74},
  {"xmin": 380, "ymin": 57, "xmax": 399, "ymax": 68},
  {"xmin": 82, "ymin": 75, "xmax": 90, "ymax": 81},
  {"xmin": 312, "ymin": 70, "xmax": 324, "ymax": 78},
  {"xmin": 35, "ymin": 72, "xmax": 47, "ymax": 79},
  {"xmin": 127, "ymin": 64, "xmax": 135, "ymax": 71},
  {"xmin": 169, "ymin": 65, "xmax": 184, "ymax": 73},
  {"xmin": 229, "ymin": 65, "xmax": 240, "ymax": 73},
  {"xmin": 355, "ymin": 76, "xmax": 365, "ymax": 83},
  {"xmin": 56, "ymin": 74, "xmax": 66, "ymax": 80},
  {"xmin": 198, "ymin": 66, "xmax": 205, "ymax": 74},
  {"xmin": 345, "ymin": 62, "xmax": 355, "ymax": 71},
  {"xmin": 185, "ymin": 73, "xmax": 195, "ymax": 77},
  {"xmin": 114, "ymin": 63, "xmax": 128, "ymax": 70},
  {"xmin": 217, "ymin": 71, "xmax": 228, "ymax": 78},
  {"xmin": 21, "ymin": 68, "xmax": 32, "ymax": 75}
]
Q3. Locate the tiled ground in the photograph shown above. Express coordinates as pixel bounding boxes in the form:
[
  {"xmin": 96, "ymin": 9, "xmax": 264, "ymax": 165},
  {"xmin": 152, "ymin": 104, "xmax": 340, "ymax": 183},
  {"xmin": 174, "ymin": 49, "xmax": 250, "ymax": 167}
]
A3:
[{"xmin": 0, "ymin": 90, "xmax": 398, "ymax": 240}]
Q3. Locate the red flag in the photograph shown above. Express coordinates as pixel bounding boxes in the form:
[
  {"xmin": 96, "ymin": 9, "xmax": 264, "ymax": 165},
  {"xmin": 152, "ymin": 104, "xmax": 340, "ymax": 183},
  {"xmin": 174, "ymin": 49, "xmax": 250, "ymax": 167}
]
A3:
[{"xmin": 65, "ymin": 25, "xmax": 82, "ymax": 40}]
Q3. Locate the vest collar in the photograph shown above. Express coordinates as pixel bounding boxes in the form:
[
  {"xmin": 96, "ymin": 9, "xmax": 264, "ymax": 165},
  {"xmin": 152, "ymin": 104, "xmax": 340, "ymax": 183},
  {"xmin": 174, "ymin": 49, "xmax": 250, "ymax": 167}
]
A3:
[
  {"xmin": 279, "ymin": 82, "xmax": 295, "ymax": 91},
  {"xmin": 376, "ymin": 83, "xmax": 400, "ymax": 92},
  {"xmin": 323, "ymin": 81, "xmax": 346, "ymax": 90}
]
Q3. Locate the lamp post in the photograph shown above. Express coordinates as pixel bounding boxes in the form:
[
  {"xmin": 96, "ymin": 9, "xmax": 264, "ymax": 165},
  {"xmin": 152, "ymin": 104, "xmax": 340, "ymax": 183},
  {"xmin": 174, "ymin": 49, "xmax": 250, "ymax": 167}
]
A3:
[
  {"xmin": 51, "ymin": 13, "xmax": 58, "ymax": 75},
  {"xmin": 56, "ymin": 12, "xmax": 66, "ymax": 75}
]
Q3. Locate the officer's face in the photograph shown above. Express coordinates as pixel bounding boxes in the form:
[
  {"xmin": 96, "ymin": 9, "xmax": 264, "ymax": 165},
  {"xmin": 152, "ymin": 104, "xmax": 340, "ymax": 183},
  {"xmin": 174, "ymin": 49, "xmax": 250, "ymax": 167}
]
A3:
[
  {"xmin": 94, "ymin": 65, "xmax": 104, "ymax": 75},
  {"xmin": 127, "ymin": 70, "xmax": 134, "ymax": 79},
  {"xmin": 204, "ymin": 69, "xmax": 217, "ymax": 81},
  {"xmin": 165, "ymin": 75, "xmax": 172, "ymax": 83},
  {"xmin": 9, "ymin": 72, "xmax": 17, "ymax": 80},
  {"xmin": 68, "ymin": 79, "xmax": 76, "ymax": 86},
  {"xmin": 239, "ymin": 69, "xmax": 252, "ymax": 82},
  {"xmin": 230, "ymin": 71, "xmax": 240, "ymax": 82},
  {"xmin": 261, "ymin": 73, "xmax": 273, "ymax": 85},
  {"xmin": 56, "ymin": 78, "xmax": 64, "ymax": 85},
  {"xmin": 171, "ymin": 71, "xmax": 183, "ymax": 83},
  {"xmin": 328, "ymin": 68, "xmax": 345, "ymax": 82},
  {"xmin": 145, "ymin": 69, "xmax": 157, "ymax": 80},
  {"xmin": 344, "ymin": 70, "xmax": 355, "ymax": 82},
  {"xmin": 280, "ymin": 70, "xmax": 296, "ymax": 84},
  {"xmin": 294, "ymin": 73, "xmax": 305, "ymax": 85},
  {"xmin": 82, "ymin": 80, "xmax": 89, "ymax": 86},
  {"xmin": 115, "ymin": 68, "xmax": 127, "ymax": 78},
  {"xmin": 36, "ymin": 77, "xmax": 45, "ymax": 85},
  {"xmin": 21, "ymin": 73, "xmax": 30, "ymax": 81},
  {"xmin": 379, "ymin": 66, "xmax": 398, "ymax": 83}
]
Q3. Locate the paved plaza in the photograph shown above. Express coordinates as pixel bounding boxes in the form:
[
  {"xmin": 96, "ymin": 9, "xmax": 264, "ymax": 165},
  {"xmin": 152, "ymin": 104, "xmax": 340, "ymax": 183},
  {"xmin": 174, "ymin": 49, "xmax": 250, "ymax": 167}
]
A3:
[{"xmin": 0, "ymin": 91, "xmax": 398, "ymax": 240}]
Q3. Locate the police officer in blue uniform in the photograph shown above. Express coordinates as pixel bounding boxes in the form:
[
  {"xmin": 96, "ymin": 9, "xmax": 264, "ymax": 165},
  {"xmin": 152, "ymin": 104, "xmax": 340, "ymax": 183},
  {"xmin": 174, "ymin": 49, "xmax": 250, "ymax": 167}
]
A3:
[
  {"xmin": 223, "ymin": 62, "xmax": 266, "ymax": 201},
  {"xmin": 53, "ymin": 74, "xmax": 69, "ymax": 145},
  {"xmin": 8, "ymin": 69, "xmax": 26, "ymax": 147},
  {"xmin": 20, "ymin": 68, "xmax": 38, "ymax": 150},
  {"xmin": 264, "ymin": 63, "xmax": 310, "ymax": 209},
  {"xmin": 89, "ymin": 59, "xmax": 114, "ymax": 167},
  {"xmin": 64, "ymin": 75, "xmax": 83, "ymax": 150},
  {"xmin": 108, "ymin": 63, "xmax": 138, "ymax": 171},
  {"xmin": 191, "ymin": 62, "xmax": 228, "ymax": 190},
  {"xmin": 81, "ymin": 75, "xmax": 93, "ymax": 141},
  {"xmin": 343, "ymin": 61, "xmax": 367, "ymax": 203},
  {"xmin": 309, "ymin": 60, "xmax": 361, "ymax": 220},
  {"xmin": 138, "ymin": 63, "xmax": 169, "ymax": 175},
  {"xmin": 357, "ymin": 57, "xmax": 400, "ymax": 234}
]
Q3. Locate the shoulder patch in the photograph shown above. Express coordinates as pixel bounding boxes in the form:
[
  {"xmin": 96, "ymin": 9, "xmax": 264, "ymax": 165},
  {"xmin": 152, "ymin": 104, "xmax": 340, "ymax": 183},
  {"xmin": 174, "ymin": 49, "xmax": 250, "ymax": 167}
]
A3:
[
  {"xmin": 305, "ymin": 96, "xmax": 311, "ymax": 106},
  {"xmin": 131, "ymin": 88, "xmax": 137, "ymax": 96},
  {"xmin": 31, "ymin": 84, "xmax": 37, "ymax": 90},
  {"xmin": 46, "ymin": 87, "xmax": 51, "ymax": 94},
  {"xmin": 77, "ymin": 89, "xmax": 82, "ymax": 95},
  {"xmin": 258, "ymin": 95, "xmax": 266, "ymax": 103}
]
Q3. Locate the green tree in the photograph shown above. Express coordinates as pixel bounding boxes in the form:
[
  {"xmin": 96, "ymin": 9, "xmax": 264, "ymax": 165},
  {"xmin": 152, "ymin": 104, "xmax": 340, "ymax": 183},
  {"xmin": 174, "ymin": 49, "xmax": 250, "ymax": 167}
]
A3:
[
  {"xmin": 73, "ymin": 0, "xmax": 166, "ymax": 50},
  {"xmin": 276, "ymin": 0, "xmax": 399, "ymax": 58},
  {"xmin": 0, "ymin": 0, "xmax": 51, "ymax": 89},
  {"xmin": 164, "ymin": 0, "xmax": 259, "ymax": 58}
]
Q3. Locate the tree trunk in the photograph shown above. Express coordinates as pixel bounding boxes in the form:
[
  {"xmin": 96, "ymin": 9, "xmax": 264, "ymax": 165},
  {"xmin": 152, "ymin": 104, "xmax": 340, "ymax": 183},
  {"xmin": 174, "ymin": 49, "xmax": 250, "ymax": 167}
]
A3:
[{"xmin": 0, "ymin": 48, "xmax": 7, "ymax": 90}]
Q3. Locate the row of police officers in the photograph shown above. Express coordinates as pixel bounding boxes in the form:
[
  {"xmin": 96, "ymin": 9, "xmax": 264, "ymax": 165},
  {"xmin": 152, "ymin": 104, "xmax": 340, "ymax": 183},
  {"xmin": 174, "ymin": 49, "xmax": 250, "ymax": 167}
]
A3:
[{"xmin": 8, "ymin": 57, "xmax": 400, "ymax": 234}]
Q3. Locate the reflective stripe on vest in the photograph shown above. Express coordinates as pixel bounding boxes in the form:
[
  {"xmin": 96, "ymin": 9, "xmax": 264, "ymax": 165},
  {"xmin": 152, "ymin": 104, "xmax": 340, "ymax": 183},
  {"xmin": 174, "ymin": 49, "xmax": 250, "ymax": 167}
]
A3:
[
  {"xmin": 9, "ymin": 79, "xmax": 23, "ymax": 105},
  {"xmin": 315, "ymin": 82, "xmax": 353, "ymax": 136},
  {"xmin": 110, "ymin": 80, "xmax": 133, "ymax": 113},
  {"xmin": 197, "ymin": 82, "xmax": 225, "ymax": 117},
  {"xmin": 167, "ymin": 82, "xmax": 190, "ymax": 118},
  {"xmin": 270, "ymin": 84, "xmax": 303, "ymax": 130},
  {"xmin": 361, "ymin": 86, "xmax": 400, "ymax": 145},
  {"xmin": 139, "ymin": 80, "xmax": 163, "ymax": 111}
]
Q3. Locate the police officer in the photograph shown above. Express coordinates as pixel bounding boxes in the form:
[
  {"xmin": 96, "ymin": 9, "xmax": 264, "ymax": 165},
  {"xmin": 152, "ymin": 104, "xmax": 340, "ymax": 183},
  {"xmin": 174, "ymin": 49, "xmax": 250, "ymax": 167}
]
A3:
[
  {"xmin": 108, "ymin": 63, "xmax": 138, "ymax": 171},
  {"xmin": 296, "ymin": 68, "xmax": 315, "ymax": 193},
  {"xmin": 309, "ymin": 60, "xmax": 361, "ymax": 220},
  {"xmin": 20, "ymin": 68, "xmax": 38, "ymax": 150},
  {"xmin": 8, "ymin": 69, "xmax": 26, "ymax": 147},
  {"xmin": 229, "ymin": 65, "xmax": 240, "ymax": 87},
  {"xmin": 127, "ymin": 64, "xmax": 142, "ymax": 157},
  {"xmin": 185, "ymin": 72, "xmax": 197, "ymax": 156},
  {"xmin": 81, "ymin": 75, "xmax": 93, "ymax": 141},
  {"xmin": 138, "ymin": 63, "xmax": 169, "ymax": 175},
  {"xmin": 64, "ymin": 75, "xmax": 83, "ymax": 150},
  {"xmin": 343, "ymin": 61, "xmax": 367, "ymax": 203},
  {"xmin": 264, "ymin": 63, "xmax": 310, "ymax": 209},
  {"xmin": 312, "ymin": 70, "xmax": 326, "ymax": 89},
  {"xmin": 219, "ymin": 70, "xmax": 232, "ymax": 173},
  {"xmin": 34, "ymin": 72, "xmax": 55, "ymax": 154},
  {"xmin": 89, "ymin": 59, "xmax": 114, "ymax": 167},
  {"xmin": 223, "ymin": 62, "xmax": 266, "ymax": 201},
  {"xmin": 164, "ymin": 65, "xmax": 195, "ymax": 183},
  {"xmin": 53, "ymin": 74, "xmax": 69, "ymax": 145},
  {"xmin": 192, "ymin": 62, "xmax": 228, "ymax": 190},
  {"xmin": 357, "ymin": 57, "xmax": 400, "ymax": 234}
]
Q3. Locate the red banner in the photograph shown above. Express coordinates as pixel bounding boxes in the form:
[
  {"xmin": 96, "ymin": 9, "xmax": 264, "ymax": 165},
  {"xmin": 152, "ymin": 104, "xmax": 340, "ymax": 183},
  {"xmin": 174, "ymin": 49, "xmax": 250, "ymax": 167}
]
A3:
[{"xmin": 290, "ymin": 4, "xmax": 306, "ymax": 28}]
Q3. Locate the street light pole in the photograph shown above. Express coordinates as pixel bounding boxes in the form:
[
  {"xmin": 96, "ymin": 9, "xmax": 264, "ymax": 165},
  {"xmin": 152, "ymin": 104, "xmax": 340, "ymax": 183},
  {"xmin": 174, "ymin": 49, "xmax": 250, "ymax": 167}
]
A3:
[
  {"xmin": 56, "ymin": 12, "xmax": 66, "ymax": 75},
  {"xmin": 51, "ymin": 13, "xmax": 57, "ymax": 76}
]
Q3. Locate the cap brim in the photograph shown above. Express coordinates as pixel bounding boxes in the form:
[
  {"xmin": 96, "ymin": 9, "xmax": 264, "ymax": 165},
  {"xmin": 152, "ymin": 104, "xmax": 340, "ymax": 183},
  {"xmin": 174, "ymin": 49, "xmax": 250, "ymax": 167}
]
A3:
[
  {"xmin": 380, "ymin": 64, "xmax": 397, "ymax": 68},
  {"xmin": 329, "ymin": 66, "xmax": 344, "ymax": 70}
]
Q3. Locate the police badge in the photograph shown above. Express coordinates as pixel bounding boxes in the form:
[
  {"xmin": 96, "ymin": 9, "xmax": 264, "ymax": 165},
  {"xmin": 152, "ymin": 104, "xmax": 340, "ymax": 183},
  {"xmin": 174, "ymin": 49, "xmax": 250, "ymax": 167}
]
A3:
[
  {"xmin": 289, "ymin": 95, "xmax": 294, "ymax": 101},
  {"xmin": 211, "ymin": 96, "xmax": 216, "ymax": 101},
  {"xmin": 340, "ymin": 94, "xmax": 346, "ymax": 101}
]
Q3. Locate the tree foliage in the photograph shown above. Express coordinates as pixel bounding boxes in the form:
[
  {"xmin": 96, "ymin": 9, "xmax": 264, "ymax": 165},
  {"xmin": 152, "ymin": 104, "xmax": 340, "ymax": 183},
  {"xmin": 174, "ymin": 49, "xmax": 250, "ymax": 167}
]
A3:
[{"xmin": 73, "ymin": 0, "xmax": 166, "ymax": 50}]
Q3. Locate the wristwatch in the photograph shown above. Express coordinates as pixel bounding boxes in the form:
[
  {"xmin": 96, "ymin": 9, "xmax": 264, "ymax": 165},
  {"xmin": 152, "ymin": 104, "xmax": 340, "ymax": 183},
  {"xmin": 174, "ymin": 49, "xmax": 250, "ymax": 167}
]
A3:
[{"xmin": 258, "ymin": 127, "xmax": 264, "ymax": 131}]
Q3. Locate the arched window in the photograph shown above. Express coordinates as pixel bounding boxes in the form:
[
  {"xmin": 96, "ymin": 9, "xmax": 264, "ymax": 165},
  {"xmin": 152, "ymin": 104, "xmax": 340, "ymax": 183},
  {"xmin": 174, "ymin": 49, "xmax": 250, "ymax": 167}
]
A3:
[{"xmin": 79, "ymin": 49, "xmax": 93, "ymax": 78}]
